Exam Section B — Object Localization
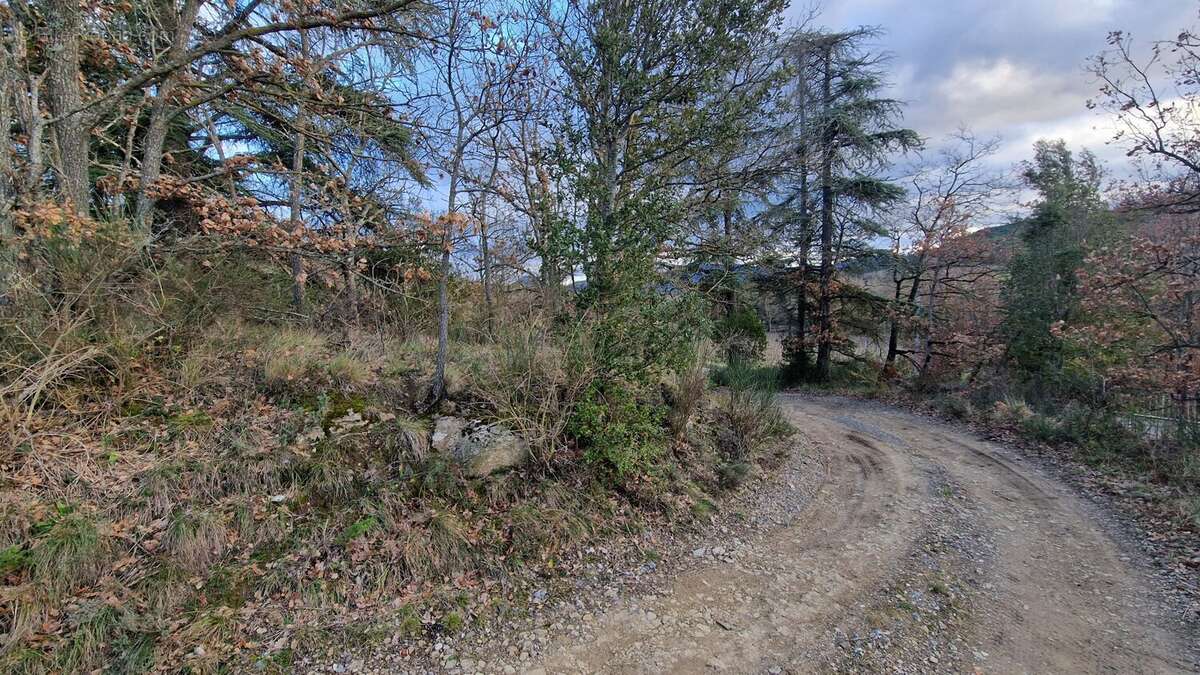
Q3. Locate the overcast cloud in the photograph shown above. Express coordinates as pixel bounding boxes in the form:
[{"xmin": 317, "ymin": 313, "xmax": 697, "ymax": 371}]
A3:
[{"xmin": 796, "ymin": 0, "xmax": 1200, "ymax": 171}]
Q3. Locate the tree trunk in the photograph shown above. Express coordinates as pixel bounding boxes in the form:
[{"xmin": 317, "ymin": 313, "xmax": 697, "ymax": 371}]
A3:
[
  {"xmin": 429, "ymin": 5, "xmax": 469, "ymax": 405},
  {"xmin": 288, "ymin": 14, "xmax": 310, "ymax": 313},
  {"xmin": 887, "ymin": 264, "xmax": 926, "ymax": 370},
  {"xmin": 342, "ymin": 192, "xmax": 359, "ymax": 331},
  {"xmin": 815, "ymin": 44, "xmax": 835, "ymax": 382},
  {"xmin": 134, "ymin": 0, "xmax": 201, "ymax": 234},
  {"xmin": 0, "ymin": 58, "xmax": 14, "ymax": 297},
  {"xmin": 430, "ymin": 166, "xmax": 458, "ymax": 403},
  {"xmin": 884, "ymin": 276, "xmax": 903, "ymax": 369},
  {"xmin": 793, "ymin": 48, "xmax": 811, "ymax": 370},
  {"xmin": 480, "ymin": 147, "xmax": 500, "ymax": 332},
  {"xmin": 479, "ymin": 200, "xmax": 492, "ymax": 330},
  {"xmin": 45, "ymin": 0, "xmax": 88, "ymax": 214},
  {"xmin": 0, "ymin": 54, "xmax": 13, "ymax": 218},
  {"xmin": 723, "ymin": 203, "xmax": 736, "ymax": 319},
  {"xmin": 8, "ymin": 20, "xmax": 46, "ymax": 201},
  {"xmin": 918, "ymin": 266, "xmax": 944, "ymax": 380}
]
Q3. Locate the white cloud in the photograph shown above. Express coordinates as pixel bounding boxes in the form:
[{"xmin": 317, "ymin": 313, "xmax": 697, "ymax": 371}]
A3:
[{"xmin": 929, "ymin": 59, "xmax": 1086, "ymax": 134}]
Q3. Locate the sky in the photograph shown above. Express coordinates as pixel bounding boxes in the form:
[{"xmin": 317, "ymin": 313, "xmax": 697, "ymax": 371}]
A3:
[{"xmin": 799, "ymin": 0, "xmax": 1200, "ymax": 172}]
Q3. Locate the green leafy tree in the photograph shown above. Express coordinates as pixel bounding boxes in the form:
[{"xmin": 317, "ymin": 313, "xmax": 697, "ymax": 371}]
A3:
[{"xmin": 1002, "ymin": 140, "xmax": 1111, "ymax": 400}]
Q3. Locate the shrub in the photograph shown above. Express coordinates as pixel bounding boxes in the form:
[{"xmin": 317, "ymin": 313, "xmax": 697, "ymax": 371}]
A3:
[
  {"xmin": 712, "ymin": 360, "xmax": 780, "ymax": 391},
  {"xmin": 933, "ymin": 394, "xmax": 973, "ymax": 420},
  {"xmin": 1021, "ymin": 413, "xmax": 1066, "ymax": 444},
  {"xmin": 779, "ymin": 335, "xmax": 812, "ymax": 387},
  {"xmin": 469, "ymin": 319, "xmax": 595, "ymax": 464},
  {"xmin": 586, "ymin": 289, "xmax": 710, "ymax": 385},
  {"xmin": 666, "ymin": 342, "xmax": 712, "ymax": 439},
  {"xmin": 713, "ymin": 308, "xmax": 768, "ymax": 363},
  {"xmin": 716, "ymin": 461, "xmax": 752, "ymax": 489},
  {"xmin": 568, "ymin": 381, "xmax": 666, "ymax": 479},
  {"xmin": 713, "ymin": 360, "xmax": 790, "ymax": 464},
  {"xmin": 989, "ymin": 398, "xmax": 1034, "ymax": 426}
]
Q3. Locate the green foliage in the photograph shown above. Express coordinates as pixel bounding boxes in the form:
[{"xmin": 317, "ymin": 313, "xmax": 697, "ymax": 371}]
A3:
[
  {"xmin": 934, "ymin": 394, "xmax": 973, "ymax": 421},
  {"xmin": 568, "ymin": 381, "xmax": 667, "ymax": 479},
  {"xmin": 779, "ymin": 336, "xmax": 813, "ymax": 387},
  {"xmin": 666, "ymin": 343, "xmax": 712, "ymax": 438},
  {"xmin": 1001, "ymin": 140, "xmax": 1114, "ymax": 401},
  {"xmin": 31, "ymin": 512, "xmax": 109, "ymax": 596},
  {"xmin": 586, "ymin": 289, "xmax": 711, "ymax": 386},
  {"xmin": 338, "ymin": 517, "xmax": 378, "ymax": 545},
  {"xmin": 716, "ymin": 461, "xmax": 753, "ymax": 489},
  {"xmin": 1021, "ymin": 413, "xmax": 1067, "ymax": 444},
  {"xmin": 714, "ymin": 308, "xmax": 768, "ymax": 363},
  {"xmin": 713, "ymin": 361, "xmax": 780, "ymax": 390},
  {"xmin": 0, "ymin": 543, "xmax": 29, "ymax": 575},
  {"xmin": 441, "ymin": 611, "xmax": 464, "ymax": 634}
]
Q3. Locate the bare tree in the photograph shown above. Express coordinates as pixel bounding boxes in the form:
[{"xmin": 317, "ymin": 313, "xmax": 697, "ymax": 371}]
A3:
[{"xmin": 882, "ymin": 131, "xmax": 1008, "ymax": 375}]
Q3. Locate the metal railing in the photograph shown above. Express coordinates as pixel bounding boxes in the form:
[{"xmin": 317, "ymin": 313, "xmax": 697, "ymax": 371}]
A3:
[{"xmin": 1124, "ymin": 393, "xmax": 1200, "ymax": 444}]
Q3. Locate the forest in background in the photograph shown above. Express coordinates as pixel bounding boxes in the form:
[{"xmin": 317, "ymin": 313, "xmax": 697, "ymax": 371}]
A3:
[{"xmin": 0, "ymin": 0, "xmax": 1198, "ymax": 670}]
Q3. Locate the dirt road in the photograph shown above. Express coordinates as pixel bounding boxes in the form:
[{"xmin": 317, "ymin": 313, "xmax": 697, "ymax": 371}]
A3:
[{"xmin": 490, "ymin": 394, "xmax": 1198, "ymax": 674}]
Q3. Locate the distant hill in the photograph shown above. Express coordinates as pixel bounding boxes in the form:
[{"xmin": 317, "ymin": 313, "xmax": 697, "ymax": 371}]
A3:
[{"xmin": 972, "ymin": 220, "xmax": 1026, "ymax": 246}]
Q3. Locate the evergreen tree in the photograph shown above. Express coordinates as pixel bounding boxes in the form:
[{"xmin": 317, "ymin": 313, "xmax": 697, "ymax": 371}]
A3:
[
  {"xmin": 783, "ymin": 29, "xmax": 919, "ymax": 382},
  {"xmin": 1002, "ymin": 140, "xmax": 1110, "ymax": 400}
]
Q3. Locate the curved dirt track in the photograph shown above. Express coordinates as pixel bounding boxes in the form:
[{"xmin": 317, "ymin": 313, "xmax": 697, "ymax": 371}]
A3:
[{"xmin": 502, "ymin": 395, "xmax": 1198, "ymax": 674}]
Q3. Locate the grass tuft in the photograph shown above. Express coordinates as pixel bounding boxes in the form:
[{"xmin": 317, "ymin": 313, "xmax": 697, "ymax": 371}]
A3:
[
  {"xmin": 327, "ymin": 351, "xmax": 371, "ymax": 387},
  {"xmin": 262, "ymin": 328, "xmax": 328, "ymax": 387},
  {"xmin": 165, "ymin": 509, "xmax": 228, "ymax": 573},
  {"xmin": 31, "ymin": 512, "xmax": 110, "ymax": 596}
]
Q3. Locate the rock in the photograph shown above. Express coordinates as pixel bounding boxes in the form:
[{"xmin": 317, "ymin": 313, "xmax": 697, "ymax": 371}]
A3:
[
  {"xmin": 432, "ymin": 416, "xmax": 470, "ymax": 452},
  {"xmin": 453, "ymin": 423, "xmax": 530, "ymax": 477}
]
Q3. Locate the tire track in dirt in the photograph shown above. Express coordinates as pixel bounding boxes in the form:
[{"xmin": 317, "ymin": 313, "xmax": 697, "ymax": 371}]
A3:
[{"xmin": 362, "ymin": 394, "xmax": 1199, "ymax": 674}]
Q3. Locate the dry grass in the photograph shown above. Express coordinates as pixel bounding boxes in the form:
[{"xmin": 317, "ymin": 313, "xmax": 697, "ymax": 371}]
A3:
[
  {"xmin": 0, "ymin": 292, "xmax": 762, "ymax": 672},
  {"xmin": 326, "ymin": 351, "xmax": 372, "ymax": 387},
  {"xmin": 261, "ymin": 328, "xmax": 328, "ymax": 386},
  {"xmin": 668, "ymin": 342, "xmax": 713, "ymax": 438},
  {"xmin": 468, "ymin": 321, "xmax": 596, "ymax": 465},
  {"xmin": 165, "ymin": 509, "xmax": 228, "ymax": 573},
  {"xmin": 304, "ymin": 443, "xmax": 359, "ymax": 507}
]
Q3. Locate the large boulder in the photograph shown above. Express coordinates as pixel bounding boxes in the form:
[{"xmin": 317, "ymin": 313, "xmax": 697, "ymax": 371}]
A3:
[
  {"xmin": 432, "ymin": 416, "xmax": 470, "ymax": 452},
  {"xmin": 452, "ymin": 423, "xmax": 530, "ymax": 478}
]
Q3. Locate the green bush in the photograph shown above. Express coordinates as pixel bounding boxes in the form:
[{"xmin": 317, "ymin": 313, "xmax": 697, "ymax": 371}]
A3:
[
  {"xmin": 586, "ymin": 289, "xmax": 710, "ymax": 385},
  {"xmin": 568, "ymin": 381, "xmax": 666, "ymax": 479},
  {"xmin": 713, "ymin": 360, "xmax": 780, "ymax": 391},
  {"xmin": 1021, "ymin": 413, "xmax": 1067, "ymax": 444},
  {"xmin": 934, "ymin": 394, "xmax": 973, "ymax": 420},
  {"xmin": 666, "ymin": 342, "xmax": 712, "ymax": 438},
  {"xmin": 713, "ymin": 308, "xmax": 767, "ymax": 363}
]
